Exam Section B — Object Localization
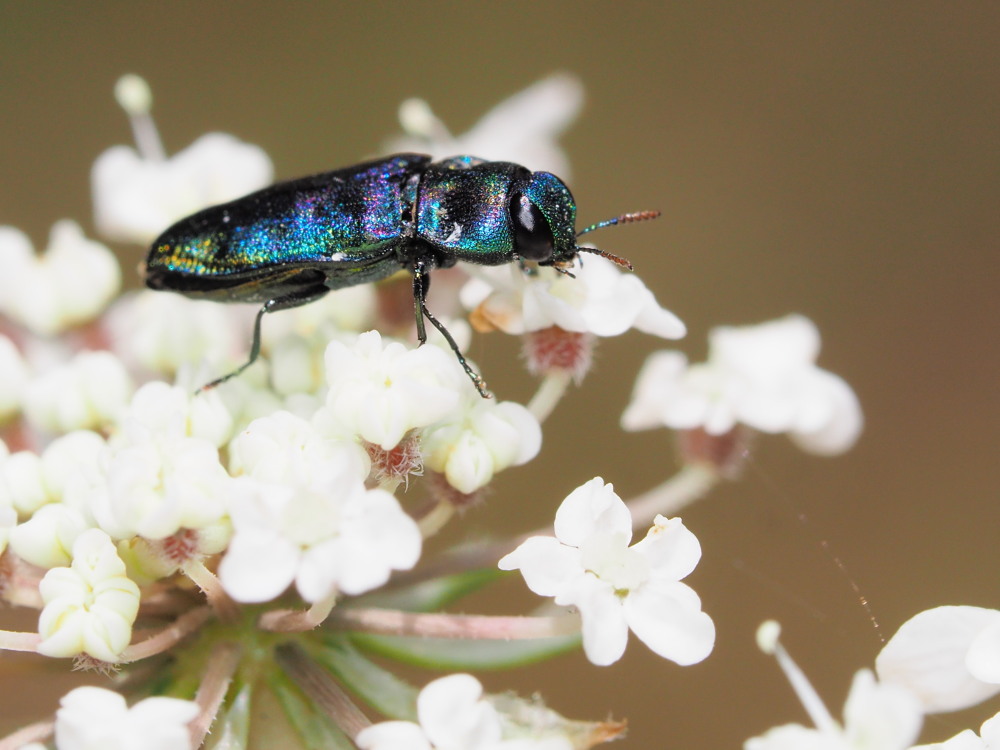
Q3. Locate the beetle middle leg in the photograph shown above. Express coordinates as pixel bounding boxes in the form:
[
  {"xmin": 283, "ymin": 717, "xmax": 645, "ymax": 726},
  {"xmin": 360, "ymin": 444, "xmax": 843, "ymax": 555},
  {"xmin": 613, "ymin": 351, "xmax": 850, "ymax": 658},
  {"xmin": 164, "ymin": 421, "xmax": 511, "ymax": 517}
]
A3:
[
  {"xmin": 411, "ymin": 260, "xmax": 492, "ymax": 399},
  {"xmin": 199, "ymin": 283, "xmax": 330, "ymax": 392}
]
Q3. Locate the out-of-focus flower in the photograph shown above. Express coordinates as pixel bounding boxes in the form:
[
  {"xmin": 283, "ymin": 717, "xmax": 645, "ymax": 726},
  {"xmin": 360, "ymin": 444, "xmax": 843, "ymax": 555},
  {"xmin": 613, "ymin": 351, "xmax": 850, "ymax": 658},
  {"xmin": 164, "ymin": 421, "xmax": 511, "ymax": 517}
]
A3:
[
  {"xmin": 422, "ymin": 392, "xmax": 541, "ymax": 495},
  {"xmin": 0, "ymin": 503, "xmax": 15, "ymax": 557},
  {"xmin": 219, "ymin": 450, "xmax": 420, "ymax": 603},
  {"xmin": 0, "ymin": 431, "xmax": 107, "ymax": 525},
  {"xmin": 0, "ymin": 222, "xmax": 120, "ymax": 337},
  {"xmin": 54, "ymin": 685, "xmax": 198, "ymax": 750},
  {"xmin": 9, "ymin": 503, "xmax": 89, "ymax": 569},
  {"xmin": 90, "ymin": 433, "xmax": 231, "ymax": 542},
  {"xmin": 500, "ymin": 477, "xmax": 714, "ymax": 667},
  {"xmin": 92, "ymin": 74, "xmax": 272, "ymax": 245},
  {"xmin": 22, "ymin": 350, "xmax": 133, "ymax": 434},
  {"xmin": 122, "ymin": 380, "xmax": 233, "ymax": 448},
  {"xmin": 876, "ymin": 605, "xmax": 1000, "ymax": 713},
  {"xmin": 106, "ymin": 291, "xmax": 248, "ymax": 378},
  {"xmin": 357, "ymin": 673, "xmax": 576, "ymax": 750},
  {"xmin": 386, "ymin": 72, "xmax": 583, "ymax": 180},
  {"xmin": 0, "ymin": 334, "xmax": 29, "ymax": 421},
  {"xmin": 747, "ymin": 622, "xmax": 923, "ymax": 750},
  {"xmin": 912, "ymin": 710, "xmax": 1000, "ymax": 749},
  {"xmin": 622, "ymin": 314, "xmax": 862, "ymax": 456},
  {"xmin": 319, "ymin": 330, "xmax": 463, "ymax": 450},
  {"xmin": 37, "ymin": 529, "xmax": 141, "ymax": 661}
]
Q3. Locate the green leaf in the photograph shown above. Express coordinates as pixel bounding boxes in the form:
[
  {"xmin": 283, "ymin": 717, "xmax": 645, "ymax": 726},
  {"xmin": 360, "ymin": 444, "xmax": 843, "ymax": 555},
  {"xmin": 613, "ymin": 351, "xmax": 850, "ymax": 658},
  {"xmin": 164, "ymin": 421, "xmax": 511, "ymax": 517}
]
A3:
[
  {"xmin": 352, "ymin": 568, "xmax": 504, "ymax": 612},
  {"xmin": 206, "ymin": 683, "xmax": 252, "ymax": 750},
  {"xmin": 267, "ymin": 670, "xmax": 354, "ymax": 750},
  {"xmin": 310, "ymin": 634, "xmax": 419, "ymax": 721},
  {"xmin": 350, "ymin": 631, "xmax": 581, "ymax": 670}
]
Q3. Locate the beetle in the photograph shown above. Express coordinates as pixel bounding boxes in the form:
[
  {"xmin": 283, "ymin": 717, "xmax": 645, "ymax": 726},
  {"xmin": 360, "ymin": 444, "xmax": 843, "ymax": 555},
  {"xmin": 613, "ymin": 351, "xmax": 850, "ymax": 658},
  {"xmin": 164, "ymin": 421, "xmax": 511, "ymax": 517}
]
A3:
[{"xmin": 144, "ymin": 153, "xmax": 656, "ymax": 397}]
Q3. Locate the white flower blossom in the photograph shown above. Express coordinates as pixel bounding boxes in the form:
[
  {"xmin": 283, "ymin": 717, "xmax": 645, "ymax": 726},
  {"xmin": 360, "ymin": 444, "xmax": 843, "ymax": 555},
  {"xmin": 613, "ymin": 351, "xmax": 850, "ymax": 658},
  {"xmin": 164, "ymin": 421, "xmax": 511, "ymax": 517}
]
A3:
[
  {"xmin": 462, "ymin": 256, "xmax": 685, "ymax": 340},
  {"xmin": 386, "ymin": 72, "xmax": 583, "ymax": 179},
  {"xmin": 89, "ymin": 433, "xmax": 232, "ymax": 541},
  {"xmin": 37, "ymin": 529, "xmax": 140, "ymax": 661},
  {"xmin": 0, "ymin": 222, "xmax": 120, "ymax": 337},
  {"xmin": 54, "ymin": 685, "xmax": 198, "ymax": 750},
  {"xmin": 9, "ymin": 503, "xmax": 89, "ymax": 569},
  {"xmin": 319, "ymin": 330, "xmax": 463, "ymax": 450},
  {"xmin": 876, "ymin": 605, "xmax": 1000, "ymax": 713},
  {"xmin": 1, "ymin": 448, "xmax": 48, "ymax": 516},
  {"xmin": 622, "ymin": 314, "xmax": 863, "ymax": 455},
  {"xmin": 92, "ymin": 74, "xmax": 272, "ymax": 245},
  {"xmin": 422, "ymin": 393, "xmax": 541, "ymax": 494},
  {"xmin": 499, "ymin": 477, "xmax": 714, "ymax": 666},
  {"xmin": 745, "ymin": 669, "xmax": 922, "ymax": 750},
  {"xmin": 23, "ymin": 350, "xmax": 133, "ymax": 434},
  {"xmin": 123, "ymin": 379, "xmax": 234, "ymax": 448},
  {"xmin": 748, "ymin": 622, "xmax": 922, "ymax": 750},
  {"xmin": 228, "ymin": 409, "xmax": 369, "ymax": 485},
  {"xmin": 912, "ymin": 710, "xmax": 1000, "ymax": 749},
  {"xmin": 357, "ymin": 673, "xmax": 573, "ymax": 750},
  {"xmin": 40, "ymin": 430, "xmax": 108, "ymax": 502},
  {"xmin": 219, "ymin": 450, "xmax": 420, "ymax": 603},
  {"xmin": 0, "ymin": 431, "xmax": 106, "ymax": 519},
  {"xmin": 106, "ymin": 291, "xmax": 248, "ymax": 377},
  {"xmin": 0, "ymin": 334, "xmax": 29, "ymax": 420},
  {"xmin": 0, "ymin": 503, "xmax": 15, "ymax": 557}
]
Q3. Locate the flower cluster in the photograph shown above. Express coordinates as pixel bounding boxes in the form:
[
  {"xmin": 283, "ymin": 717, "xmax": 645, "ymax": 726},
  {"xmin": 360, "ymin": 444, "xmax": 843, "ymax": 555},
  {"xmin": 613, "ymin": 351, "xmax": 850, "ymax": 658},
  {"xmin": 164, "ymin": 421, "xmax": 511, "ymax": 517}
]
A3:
[{"xmin": 0, "ymin": 73, "xmax": 870, "ymax": 750}]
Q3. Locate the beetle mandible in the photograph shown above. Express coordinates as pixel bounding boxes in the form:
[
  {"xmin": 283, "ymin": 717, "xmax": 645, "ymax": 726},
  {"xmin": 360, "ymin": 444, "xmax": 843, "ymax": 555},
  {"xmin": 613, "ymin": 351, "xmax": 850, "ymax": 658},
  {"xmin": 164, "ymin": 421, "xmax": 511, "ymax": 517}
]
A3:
[{"xmin": 144, "ymin": 153, "xmax": 656, "ymax": 397}]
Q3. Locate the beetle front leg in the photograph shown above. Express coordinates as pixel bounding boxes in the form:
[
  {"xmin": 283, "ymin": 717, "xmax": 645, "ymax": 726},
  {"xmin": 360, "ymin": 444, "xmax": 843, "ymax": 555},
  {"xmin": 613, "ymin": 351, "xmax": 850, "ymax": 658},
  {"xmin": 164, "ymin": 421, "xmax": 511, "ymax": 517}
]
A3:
[{"xmin": 411, "ymin": 260, "xmax": 493, "ymax": 399}]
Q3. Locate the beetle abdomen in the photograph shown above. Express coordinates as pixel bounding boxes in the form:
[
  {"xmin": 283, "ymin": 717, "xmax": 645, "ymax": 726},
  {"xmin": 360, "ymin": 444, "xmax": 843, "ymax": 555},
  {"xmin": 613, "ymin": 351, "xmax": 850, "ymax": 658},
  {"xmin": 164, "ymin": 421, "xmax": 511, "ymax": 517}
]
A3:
[{"xmin": 146, "ymin": 154, "xmax": 431, "ymax": 288}]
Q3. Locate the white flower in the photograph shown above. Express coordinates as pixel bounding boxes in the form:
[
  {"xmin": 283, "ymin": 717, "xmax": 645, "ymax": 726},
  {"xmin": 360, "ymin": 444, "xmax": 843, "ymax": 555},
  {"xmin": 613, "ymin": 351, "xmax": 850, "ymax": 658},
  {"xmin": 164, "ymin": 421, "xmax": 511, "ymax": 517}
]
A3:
[
  {"xmin": 0, "ymin": 222, "xmax": 120, "ymax": 336},
  {"xmin": 23, "ymin": 350, "xmax": 133, "ymax": 434},
  {"xmin": 0, "ymin": 334, "xmax": 28, "ymax": 420},
  {"xmin": 422, "ymin": 394, "xmax": 541, "ymax": 494},
  {"xmin": 228, "ymin": 409, "xmax": 369, "ymax": 485},
  {"xmin": 92, "ymin": 74, "xmax": 272, "ymax": 245},
  {"xmin": 37, "ymin": 529, "xmax": 140, "ymax": 661},
  {"xmin": 9, "ymin": 504, "xmax": 89, "ymax": 569},
  {"xmin": 91, "ymin": 433, "xmax": 231, "ymax": 541},
  {"xmin": 462, "ymin": 256, "xmax": 685, "ymax": 340},
  {"xmin": 622, "ymin": 314, "xmax": 863, "ymax": 455},
  {"xmin": 876, "ymin": 605, "xmax": 1000, "ymax": 712},
  {"xmin": 1, "ymin": 448, "xmax": 48, "ymax": 516},
  {"xmin": 357, "ymin": 674, "xmax": 573, "ymax": 750},
  {"xmin": 219, "ymin": 453, "xmax": 420, "ymax": 603},
  {"xmin": 386, "ymin": 72, "xmax": 583, "ymax": 179},
  {"xmin": 748, "ymin": 622, "xmax": 922, "ymax": 750},
  {"xmin": 123, "ymin": 380, "xmax": 234, "ymax": 448},
  {"xmin": 319, "ymin": 330, "xmax": 463, "ymax": 450},
  {"xmin": 0, "ymin": 503, "xmax": 15, "ymax": 557},
  {"xmin": 745, "ymin": 669, "xmax": 922, "ymax": 750},
  {"xmin": 499, "ymin": 477, "xmax": 714, "ymax": 666},
  {"xmin": 55, "ymin": 685, "xmax": 198, "ymax": 750},
  {"xmin": 106, "ymin": 290, "xmax": 247, "ymax": 377},
  {"xmin": 912, "ymin": 710, "xmax": 1000, "ymax": 749}
]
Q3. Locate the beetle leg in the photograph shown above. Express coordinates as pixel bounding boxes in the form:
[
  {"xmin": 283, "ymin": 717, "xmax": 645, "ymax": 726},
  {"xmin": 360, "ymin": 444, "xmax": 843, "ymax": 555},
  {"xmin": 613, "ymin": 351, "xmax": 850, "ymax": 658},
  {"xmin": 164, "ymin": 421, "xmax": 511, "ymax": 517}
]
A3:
[
  {"xmin": 411, "ymin": 262, "xmax": 429, "ymax": 345},
  {"xmin": 198, "ymin": 284, "xmax": 330, "ymax": 392},
  {"xmin": 411, "ymin": 259, "xmax": 492, "ymax": 399}
]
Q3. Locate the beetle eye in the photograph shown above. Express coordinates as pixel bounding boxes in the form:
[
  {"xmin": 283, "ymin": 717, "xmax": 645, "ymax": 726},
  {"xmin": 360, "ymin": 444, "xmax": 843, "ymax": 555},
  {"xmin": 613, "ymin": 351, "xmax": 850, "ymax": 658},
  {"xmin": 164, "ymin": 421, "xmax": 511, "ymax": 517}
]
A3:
[{"xmin": 510, "ymin": 192, "xmax": 554, "ymax": 262}]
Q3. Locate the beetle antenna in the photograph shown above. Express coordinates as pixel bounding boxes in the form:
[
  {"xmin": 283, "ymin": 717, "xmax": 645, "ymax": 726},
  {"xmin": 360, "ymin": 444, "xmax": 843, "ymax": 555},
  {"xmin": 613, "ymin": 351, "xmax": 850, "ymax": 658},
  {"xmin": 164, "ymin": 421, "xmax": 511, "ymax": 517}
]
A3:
[
  {"xmin": 575, "ymin": 210, "xmax": 661, "ymax": 237},
  {"xmin": 576, "ymin": 246, "xmax": 634, "ymax": 271}
]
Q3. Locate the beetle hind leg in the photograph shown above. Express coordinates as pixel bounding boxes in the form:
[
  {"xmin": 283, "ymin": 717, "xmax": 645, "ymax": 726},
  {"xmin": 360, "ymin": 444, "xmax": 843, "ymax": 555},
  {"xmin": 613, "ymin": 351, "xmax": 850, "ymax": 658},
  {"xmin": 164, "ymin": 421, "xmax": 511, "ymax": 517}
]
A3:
[{"xmin": 198, "ymin": 283, "xmax": 330, "ymax": 392}]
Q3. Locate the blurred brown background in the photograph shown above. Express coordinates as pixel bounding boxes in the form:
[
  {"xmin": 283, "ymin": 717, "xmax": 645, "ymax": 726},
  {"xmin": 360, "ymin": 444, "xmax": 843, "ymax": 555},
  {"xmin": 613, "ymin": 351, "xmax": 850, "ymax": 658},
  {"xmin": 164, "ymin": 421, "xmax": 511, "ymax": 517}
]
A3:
[{"xmin": 1, "ymin": 2, "xmax": 997, "ymax": 747}]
